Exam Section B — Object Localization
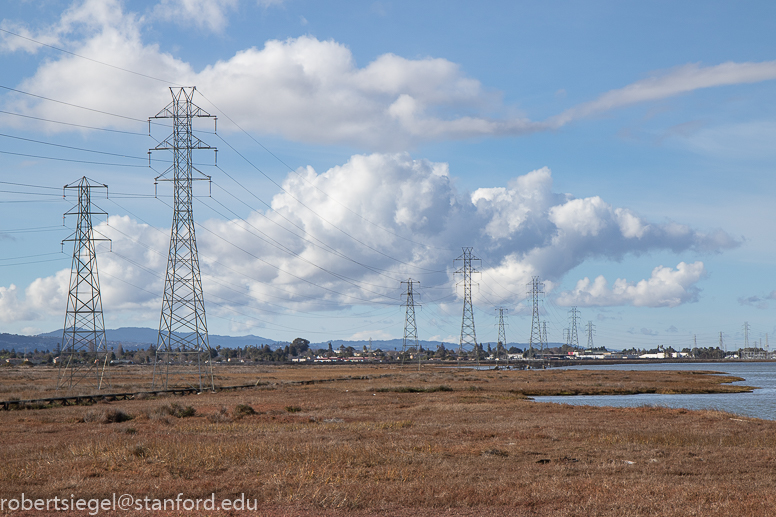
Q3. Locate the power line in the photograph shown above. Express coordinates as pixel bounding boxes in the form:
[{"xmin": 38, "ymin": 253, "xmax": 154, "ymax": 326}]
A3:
[
  {"xmin": 0, "ymin": 109, "xmax": 147, "ymax": 135},
  {"xmin": 0, "ymin": 132, "xmax": 148, "ymax": 161},
  {"xmin": 198, "ymin": 93, "xmax": 452, "ymax": 254},
  {"xmin": 0, "ymin": 28, "xmax": 179, "ymax": 85},
  {"xmin": 0, "ymin": 149, "xmax": 147, "ymax": 167},
  {"xmin": 0, "ymin": 84, "xmax": 151, "ymax": 124}
]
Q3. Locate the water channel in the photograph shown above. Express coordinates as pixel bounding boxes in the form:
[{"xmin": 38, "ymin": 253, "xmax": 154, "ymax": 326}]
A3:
[{"xmin": 531, "ymin": 362, "xmax": 776, "ymax": 420}]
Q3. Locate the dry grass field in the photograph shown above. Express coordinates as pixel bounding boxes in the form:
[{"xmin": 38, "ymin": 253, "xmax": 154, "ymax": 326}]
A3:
[{"xmin": 0, "ymin": 364, "xmax": 773, "ymax": 516}]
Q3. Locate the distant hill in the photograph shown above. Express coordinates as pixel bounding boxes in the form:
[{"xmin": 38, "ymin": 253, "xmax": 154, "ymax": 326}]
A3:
[
  {"xmin": 0, "ymin": 327, "xmax": 548, "ymax": 353},
  {"xmin": 28, "ymin": 327, "xmax": 282, "ymax": 351}
]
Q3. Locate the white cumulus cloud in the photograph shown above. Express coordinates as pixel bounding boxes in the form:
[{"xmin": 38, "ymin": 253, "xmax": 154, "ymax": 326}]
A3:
[
  {"xmin": 151, "ymin": 0, "xmax": 240, "ymax": 33},
  {"xmin": 556, "ymin": 261, "xmax": 707, "ymax": 308},
  {"xmin": 0, "ymin": 154, "xmax": 737, "ymax": 330}
]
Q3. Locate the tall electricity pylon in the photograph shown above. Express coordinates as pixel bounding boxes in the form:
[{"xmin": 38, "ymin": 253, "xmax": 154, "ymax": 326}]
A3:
[
  {"xmin": 542, "ymin": 322, "xmax": 548, "ymax": 349},
  {"xmin": 455, "ymin": 247, "xmax": 480, "ymax": 363},
  {"xmin": 401, "ymin": 279, "xmax": 421, "ymax": 369},
  {"xmin": 496, "ymin": 307, "xmax": 508, "ymax": 362},
  {"xmin": 150, "ymin": 87, "xmax": 216, "ymax": 391},
  {"xmin": 568, "ymin": 307, "xmax": 581, "ymax": 349},
  {"xmin": 586, "ymin": 321, "xmax": 596, "ymax": 349},
  {"xmin": 57, "ymin": 177, "xmax": 111, "ymax": 392},
  {"xmin": 527, "ymin": 277, "xmax": 544, "ymax": 352}
]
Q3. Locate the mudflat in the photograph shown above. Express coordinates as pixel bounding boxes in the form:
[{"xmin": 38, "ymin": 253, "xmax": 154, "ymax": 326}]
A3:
[{"xmin": 0, "ymin": 365, "xmax": 772, "ymax": 516}]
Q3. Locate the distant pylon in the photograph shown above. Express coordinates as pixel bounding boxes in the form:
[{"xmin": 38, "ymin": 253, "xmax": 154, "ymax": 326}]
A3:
[
  {"xmin": 455, "ymin": 247, "xmax": 480, "ymax": 363},
  {"xmin": 568, "ymin": 307, "xmax": 581, "ymax": 348},
  {"xmin": 743, "ymin": 322, "xmax": 750, "ymax": 348},
  {"xmin": 719, "ymin": 331, "xmax": 724, "ymax": 353},
  {"xmin": 150, "ymin": 87, "xmax": 217, "ymax": 391},
  {"xmin": 586, "ymin": 321, "xmax": 595, "ymax": 348},
  {"xmin": 401, "ymin": 279, "xmax": 421, "ymax": 369},
  {"xmin": 57, "ymin": 177, "xmax": 111, "ymax": 392},
  {"xmin": 542, "ymin": 322, "xmax": 548, "ymax": 349},
  {"xmin": 496, "ymin": 308, "xmax": 508, "ymax": 362},
  {"xmin": 527, "ymin": 276, "xmax": 544, "ymax": 352}
]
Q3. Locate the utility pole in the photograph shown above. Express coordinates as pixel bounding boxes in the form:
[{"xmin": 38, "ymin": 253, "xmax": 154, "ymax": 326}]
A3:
[
  {"xmin": 150, "ymin": 87, "xmax": 217, "ymax": 391},
  {"xmin": 527, "ymin": 277, "xmax": 544, "ymax": 353},
  {"xmin": 57, "ymin": 177, "xmax": 111, "ymax": 392},
  {"xmin": 568, "ymin": 307, "xmax": 581, "ymax": 349},
  {"xmin": 496, "ymin": 308, "xmax": 508, "ymax": 363},
  {"xmin": 401, "ymin": 279, "xmax": 421, "ymax": 369},
  {"xmin": 455, "ymin": 247, "xmax": 480, "ymax": 364},
  {"xmin": 586, "ymin": 321, "xmax": 595, "ymax": 349}
]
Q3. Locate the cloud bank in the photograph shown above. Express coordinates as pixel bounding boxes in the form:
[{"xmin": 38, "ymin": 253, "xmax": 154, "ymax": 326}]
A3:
[
  {"xmin": 3, "ymin": 1, "xmax": 776, "ymax": 149},
  {"xmin": 0, "ymin": 154, "xmax": 739, "ymax": 327}
]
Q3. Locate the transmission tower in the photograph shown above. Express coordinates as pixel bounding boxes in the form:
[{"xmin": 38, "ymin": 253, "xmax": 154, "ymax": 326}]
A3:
[
  {"xmin": 150, "ymin": 87, "xmax": 217, "ymax": 391},
  {"xmin": 568, "ymin": 307, "xmax": 581, "ymax": 349},
  {"xmin": 586, "ymin": 321, "xmax": 596, "ymax": 349},
  {"xmin": 455, "ymin": 247, "xmax": 480, "ymax": 362},
  {"xmin": 496, "ymin": 308, "xmax": 508, "ymax": 362},
  {"xmin": 527, "ymin": 276, "xmax": 544, "ymax": 352},
  {"xmin": 719, "ymin": 331, "xmax": 724, "ymax": 354},
  {"xmin": 542, "ymin": 321, "xmax": 548, "ymax": 349},
  {"xmin": 57, "ymin": 177, "xmax": 111, "ymax": 392},
  {"xmin": 401, "ymin": 279, "xmax": 421, "ymax": 369}
]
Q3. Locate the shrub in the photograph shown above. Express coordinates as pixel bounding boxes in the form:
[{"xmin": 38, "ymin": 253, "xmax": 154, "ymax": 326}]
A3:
[
  {"xmin": 285, "ymin": 406, "xmax": 302, "ymax": 413},
  {"xmin": 208, "ymin": 407, "xmax": 232, "ymax": 423},
  {"xmin": 148, "ymin": 402, "xmax": 196, "ymax": 421},
  {"xmin": 234, "ymin": 404, "xmax": 256, "ymax": 418},
  {"xmin": 81, "ymin": 408, "xmax": 133, "ymax": 424}
]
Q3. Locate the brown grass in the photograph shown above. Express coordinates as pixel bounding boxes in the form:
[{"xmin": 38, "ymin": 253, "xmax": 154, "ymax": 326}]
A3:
[{"xmin": 0, "ymin": 365, "xmax": 771, "ymax": 516}]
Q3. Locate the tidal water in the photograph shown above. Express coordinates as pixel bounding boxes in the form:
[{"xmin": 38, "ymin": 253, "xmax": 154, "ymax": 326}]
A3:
[{"xmin": 532, "ymin": 362, "xmax": 776, "ymax": 421}]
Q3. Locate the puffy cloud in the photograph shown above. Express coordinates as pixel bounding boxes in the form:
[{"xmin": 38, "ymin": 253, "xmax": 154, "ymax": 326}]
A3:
[
  {"xmin": 557, "ymin": 262, "xmax": 707, "ymax": 308},
  {"xmin": 0, "ymin": 155, "xmax": 736, "ymax": 327},
  {"xmin": 629, "ymin": 327, "xmax": 659, "ymax": 336},
  {"xmin": 0, "ymin": 284, "xmax": 40, "ymax": 322},
  {"xmin": 4, "ymin": 3, "xmax": 776, "ymax": 148},
  {"xmin": 151, "ymin": 0, "xmax": 240, "ymax": 32},
  {"xmin": 738, "ymin": 295, "xmax": 769, "ymax": 310},
  {"xmin": 0, "ymin": 1, "xmax": 540, "ymax": 149}
]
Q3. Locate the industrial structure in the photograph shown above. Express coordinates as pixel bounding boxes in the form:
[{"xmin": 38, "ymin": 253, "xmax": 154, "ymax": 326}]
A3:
[
  {"xmin": 400, "ymin": 278, "xmax": 421, "ymax": 369},
  {"xmin": 57, "ymin": 177, "xmax": 111, "ymax": 392},
  {"xmin": 455, "ymin": 247, "xmax": 480, "ymax": 361},
  {"xmin": 150, "ymin": 87, "xmax": 217, "ymax": 391}
]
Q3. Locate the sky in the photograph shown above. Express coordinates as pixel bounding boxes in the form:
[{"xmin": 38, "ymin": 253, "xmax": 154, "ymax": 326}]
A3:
[{"xmin": 0, "ymin": 0, "xmax": 775, "ymax": 351}]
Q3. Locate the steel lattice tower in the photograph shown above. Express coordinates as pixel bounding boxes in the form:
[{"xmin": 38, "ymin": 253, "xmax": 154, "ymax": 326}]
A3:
[
  {"xmin": 455, "ymin": 247, "xmax": 480, "ymax": 362},
  {"xmin": 527, "ymin": 276, "xmax": 544, "ymax": 351},
  {"xmin": 57, "ymin": 177, "xmax": 111, "ymax": 392},
  {"xmin": 586, "ymin": 321, "xmax": 595, "ymax": 348},
  {"xmin": 542, "ymin": 321, "xmax": 548, "ymax": 349},
  {"xmin": 401, "ymin": 279, "xmax": 421, "ymax": 369},
  {"xmin": 150, "ymin": 87, "xmax": 216, "ymax": 391},
  {"xmin": 496, "ymin": 307, "xmax": 508, "ymax": 362},
  {"xmin": 568, "ymin": 307, "xmax": 581, "ymax": 348}
]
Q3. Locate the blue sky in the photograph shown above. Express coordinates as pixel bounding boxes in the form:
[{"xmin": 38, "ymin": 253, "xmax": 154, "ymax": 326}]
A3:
[{"xmin": 0, "ymin": 0, "xmax": 775, "ymax": 351}]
